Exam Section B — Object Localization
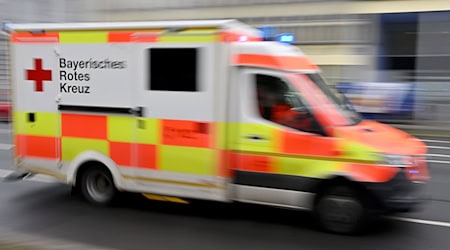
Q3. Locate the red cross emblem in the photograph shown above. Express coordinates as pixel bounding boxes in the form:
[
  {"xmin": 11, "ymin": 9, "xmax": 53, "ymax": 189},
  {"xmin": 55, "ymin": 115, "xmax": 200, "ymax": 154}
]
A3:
[{"xmin": 26, "ymin": 58, "xmax": 52, "ymax": 92}]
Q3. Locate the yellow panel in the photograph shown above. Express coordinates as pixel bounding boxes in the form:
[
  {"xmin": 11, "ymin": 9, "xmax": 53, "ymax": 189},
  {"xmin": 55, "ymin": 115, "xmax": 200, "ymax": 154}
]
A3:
[
  {"xmin": 159, "ymin": 35, "xmax": 218, "ymax": 43},
  {"xmin": 59, "ymin": 31, "xmax": 108, "ymax": 43},
  {"xmin": 230, "ymin": 123, "xmax": 279, "ymax": 152},
  {"xmin": 160, "ymin": 145, "xmax": 215, "ymax": 175},
  {"xmin": 107, "ymin": 117, "xmax": 159, "ymax": 144},
  {"xmin": 13, "ymin": 111, "xmax": 59, "ymax": 137},
  {"xmin": 107, "ymin": 116, "xmax": 135, "ymax": 142},
  {"xmin": 136, "ymin": 118, "xmax": 159, "ymax": 145},
  {"xmin": 274, "ymin": 157, "xmax": 340, "ymax": 178},
  {"xmin": 61, "ymin": 137, "xmax": 108, "ymax": 161},
  {"xmin": 215, "ymin": 122, "xmax": 227, "ymax": 150},
  {"xmin": 180, "ymin": 29, "xmax": 218, "ymax": 34},
  {"xmin": 339, "ymin": 139, "xmax": 379, "ymax": 162}
]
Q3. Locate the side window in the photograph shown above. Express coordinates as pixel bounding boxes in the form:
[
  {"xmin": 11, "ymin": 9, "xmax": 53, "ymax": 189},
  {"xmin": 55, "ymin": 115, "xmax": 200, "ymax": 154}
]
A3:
[
  {"xmin": 148, "ymin": 48, "xmax": 198, "ymax": 91},
  {"xmin": 255, "ymin": 74, "xmax": 321, "ymax": 134}
]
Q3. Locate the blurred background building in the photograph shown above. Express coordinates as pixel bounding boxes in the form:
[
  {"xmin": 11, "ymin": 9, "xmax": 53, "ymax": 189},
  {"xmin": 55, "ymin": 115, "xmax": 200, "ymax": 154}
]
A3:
[{"xmin": 1, "ymin": 0, "xmax": 450, "ymax": 122}]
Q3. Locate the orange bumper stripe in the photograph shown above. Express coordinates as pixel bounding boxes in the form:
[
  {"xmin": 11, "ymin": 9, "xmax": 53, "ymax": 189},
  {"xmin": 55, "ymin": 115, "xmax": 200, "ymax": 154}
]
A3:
[
  {"xmin": 15, "ymin": 134, "xmax": 58, "ymax": 159},
  {"xmin": 62, "ymin": 113, "xmax": 107, "ymax": 139}
]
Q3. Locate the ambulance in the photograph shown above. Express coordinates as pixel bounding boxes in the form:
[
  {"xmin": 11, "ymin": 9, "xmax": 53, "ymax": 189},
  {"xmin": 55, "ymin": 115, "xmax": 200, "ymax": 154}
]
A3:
[{"xmin": 4, "ymin": 19, "xmax": 429, "ymax": 234}]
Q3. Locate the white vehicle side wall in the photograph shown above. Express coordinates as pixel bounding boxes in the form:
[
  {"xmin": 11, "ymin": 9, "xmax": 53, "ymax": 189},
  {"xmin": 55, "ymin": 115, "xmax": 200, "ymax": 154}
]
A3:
[
  {"xmin": 134, "ymin": 43, "xmax": 216, "ymax": 121},
  {"xmin": 12, "ymin": 44, "xmax": 59, "ymax": 112}
]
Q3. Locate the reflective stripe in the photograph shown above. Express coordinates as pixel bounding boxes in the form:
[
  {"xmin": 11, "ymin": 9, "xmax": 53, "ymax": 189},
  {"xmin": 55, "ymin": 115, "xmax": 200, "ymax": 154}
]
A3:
[
  {"xmin": 235, "ymin": 150, "xmax": 376, "ymax": 164},
  {"xmin": 218, "ymin": 150, "xmax": 233, "ymax": 177},
  {"xmin": 109, "ymin": 141, "xmax": 133, "ymax": 167},
  {"xmin": 123, "ymin": 175, "xmax": 222, "ymax": 189},
  {"xmin": 159, "ymin": 35, "xmax": 218, "ymax": 43},
  {"xmin": 161, "ymin": 119, "xmax": 210, "ymax": 148},
  {"xmin": 11, "ymin": 32, "xmax": 59, "ymax": 43},
  {"xmin": 280, "ymin": 131, "xmax": 338, "ymax": 157},
  {"xmin": 61, "ymin": 137, "xmax": 108, "ymax": 161},
  {"xmin": 108, "ymin": 31, "xmax": 160, "ymax": 43},
  {"xmin": 343, "ymin": 163, "xmax": 399, "ymax": 182},
  {"xmin": 136, "ymin": 118, "xmax": 159, "ymax": 144},
  {"xmin": 62, "ymin": 114, "xmax": 107, "ymax": 139},
  {"xmin": 14, "ymin": 111, "xmax": 59, "ymax": 137},
  {"xmin": 339, "ymin": 139, "xmax": 380, "ymax": 162},
  {"xmin": 233, "ymin": 54, "xmax": 319, "ymax": 71},
  {"xmin": 230, "ymin": 152, "xmax": 273, "ymax": 172},
  {"xmin": 219, "ymin": 31, "xmax": 262, "ymax": 42},
  {"xmin": 107, "ymin": 116, "xmax": 159, "ymax": 144},
  {"xmin": 110, "ymin": 141, "xmax": 157, "ymax": 169},
  {"xmin": 215, "ymin": 122, "xmax": 227, "ymax": 149},
  {"xmin": 232, "ymin": 123, "xmax": 279, "ymax": 152},
  {"xmin": 159, "ymin": 29, "xmax": 218, "ymax": 43},
  {"xmin": 274, "ymin": 157, "xmax": 340, "ymax": 178},
  {"xmin": 107, "ymin": 116, "xmax": 135, "ymax": 143},
  {"xmin": 59, "ymin": 31, "xmax": 108, "ymax": 43},
  {"xmin": 159, "ymin": 145, "xmax": 215, "ymax": 175},
  {"xmin": 15, "ymin": 135, "xmax": 58, "ymax": 159}
]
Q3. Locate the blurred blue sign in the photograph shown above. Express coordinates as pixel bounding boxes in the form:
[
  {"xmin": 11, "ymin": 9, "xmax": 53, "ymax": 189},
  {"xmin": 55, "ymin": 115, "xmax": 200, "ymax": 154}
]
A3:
[
  {"xmin": 276, "ymin": 33, "xmax": 295, "ymax": 44},
  {"xmin": 257, "ymin": 26, "xmax": 278, "ymax": 41},
  {"xmin": 336, "ymin": 82, "xmax": 416, "ymax": 120}
]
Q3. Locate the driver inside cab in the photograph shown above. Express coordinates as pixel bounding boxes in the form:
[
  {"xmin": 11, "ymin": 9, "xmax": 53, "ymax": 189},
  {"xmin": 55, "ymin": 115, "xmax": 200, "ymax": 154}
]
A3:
[{"xmin": 256, "ymin": 74, "xmax": 316, "ymax": 133}]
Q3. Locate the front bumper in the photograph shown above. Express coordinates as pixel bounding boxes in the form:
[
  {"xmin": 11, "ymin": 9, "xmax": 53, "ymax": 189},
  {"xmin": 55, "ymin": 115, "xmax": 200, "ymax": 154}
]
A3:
[{"xmin": 364, "ymin": 168, "xmax": 429, "ymax": 212}]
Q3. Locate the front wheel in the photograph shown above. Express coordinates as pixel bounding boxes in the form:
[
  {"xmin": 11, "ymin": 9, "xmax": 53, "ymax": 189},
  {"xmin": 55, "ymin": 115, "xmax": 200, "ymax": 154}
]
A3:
[
  {"xmin": 315, "ymin": 185, "xmax": 367, "ymax": 234},
  {"xmin": 80, "ymin": 165, "xmax": 117, "ymax": 206}
]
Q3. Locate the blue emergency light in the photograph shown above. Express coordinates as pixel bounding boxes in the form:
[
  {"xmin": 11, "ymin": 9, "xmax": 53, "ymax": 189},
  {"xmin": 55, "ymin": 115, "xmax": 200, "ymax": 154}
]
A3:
[
  {"xmin": 276, "ymin": 33, "xmax": 295, "ymax": 44},
  {"xmin": 258, "ymin": 26, "xmax": 278, "ymax": 41}
]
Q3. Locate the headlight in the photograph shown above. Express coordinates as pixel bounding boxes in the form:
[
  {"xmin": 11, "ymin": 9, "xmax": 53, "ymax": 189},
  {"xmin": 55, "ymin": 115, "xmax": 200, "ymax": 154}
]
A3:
[{"xmin": 377, "ymin": 153, "xmax": 409, "ymax": 167}]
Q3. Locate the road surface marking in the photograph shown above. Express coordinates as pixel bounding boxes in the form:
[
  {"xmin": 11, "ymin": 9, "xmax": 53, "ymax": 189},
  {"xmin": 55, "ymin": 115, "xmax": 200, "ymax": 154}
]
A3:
[
  {"xmin": 0, "ymin": 143, "xmax": 13, "ymax": 150},
  {"xmin": 429, "ymin": 160, "xmax": 450, "ymax": 164},
  {"xmin": 389, "ymin": 216, "xmax": 450, "ymax": 228},
  {"xmin": 428, "ymin": 145, "xmax": 450, "ymax": 150},
  {"xmin": 423, "ymin": 139, "xmax": 450, "ymax": 144},
  {"xmin": 428, "ymin": 154, "xmax": 450, "ymax": 158}
]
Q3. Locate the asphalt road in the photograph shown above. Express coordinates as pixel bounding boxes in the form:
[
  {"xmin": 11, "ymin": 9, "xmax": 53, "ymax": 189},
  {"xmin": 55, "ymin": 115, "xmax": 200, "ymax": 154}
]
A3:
[{"xmin": 0, "ymin": 122, "xmax": 449, "ymax": 250}]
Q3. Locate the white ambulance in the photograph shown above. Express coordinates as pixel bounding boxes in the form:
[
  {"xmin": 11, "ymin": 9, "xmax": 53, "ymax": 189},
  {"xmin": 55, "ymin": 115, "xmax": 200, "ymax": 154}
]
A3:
[{"xmin": 4, "ymin": 19, "xmax": 428, "ymax": 234}]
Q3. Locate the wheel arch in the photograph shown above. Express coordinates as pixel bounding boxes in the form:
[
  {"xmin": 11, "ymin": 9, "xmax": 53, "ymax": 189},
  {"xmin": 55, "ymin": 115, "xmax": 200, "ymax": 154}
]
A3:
[
  {"xmin": 312, "ymin": 174, "xmax": 369, "ymax": 205},
  {"xmin": 66, "ymin": 151, "xmax": 125, "ymax": 191}
]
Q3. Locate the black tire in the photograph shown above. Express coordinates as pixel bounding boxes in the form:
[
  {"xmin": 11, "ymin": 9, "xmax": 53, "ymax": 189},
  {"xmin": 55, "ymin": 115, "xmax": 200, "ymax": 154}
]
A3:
[
  {"xmin": 79, "ymin": 165, "xmax": 117, "ymax": 206},
  {"xmin": 314, "ymin": 185, "xmax": 367, "ymax": 235}
]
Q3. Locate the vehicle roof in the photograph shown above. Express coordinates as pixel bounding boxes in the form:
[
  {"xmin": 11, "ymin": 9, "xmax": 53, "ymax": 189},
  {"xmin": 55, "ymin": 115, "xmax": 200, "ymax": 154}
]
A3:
[{"xmin": 4, "ymin": 19, "xmax": 257, "ymax": 34}]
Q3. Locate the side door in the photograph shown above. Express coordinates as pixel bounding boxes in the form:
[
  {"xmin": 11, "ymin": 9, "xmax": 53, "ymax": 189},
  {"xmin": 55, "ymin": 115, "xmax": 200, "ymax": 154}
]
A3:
[{"xmin": 230, "ymin": 69, "xmax": 340, "ymax": 209}]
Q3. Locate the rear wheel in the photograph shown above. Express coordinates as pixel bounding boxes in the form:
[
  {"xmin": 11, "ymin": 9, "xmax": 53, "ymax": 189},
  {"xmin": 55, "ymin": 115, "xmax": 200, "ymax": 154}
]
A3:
[
  {"xmin": 315, "ymin": 185, "xmax": 367, "ymax": 234},
  {"xmin": 80, "ymin": 165, "xmax": 116, "ymax": 206}
]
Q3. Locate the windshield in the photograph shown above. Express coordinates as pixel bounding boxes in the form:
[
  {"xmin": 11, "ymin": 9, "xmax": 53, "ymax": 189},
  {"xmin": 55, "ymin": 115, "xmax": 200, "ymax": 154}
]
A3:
[{"xmin": 288, "ymin": 73, "xmax": 362, "ymax": 126}]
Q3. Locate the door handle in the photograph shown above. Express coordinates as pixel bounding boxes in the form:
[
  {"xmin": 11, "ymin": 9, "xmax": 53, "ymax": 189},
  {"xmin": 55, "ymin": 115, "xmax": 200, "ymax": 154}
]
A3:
[{"xmin": 245, "ymin": 134, "xmax": 268, "ymax": 141}]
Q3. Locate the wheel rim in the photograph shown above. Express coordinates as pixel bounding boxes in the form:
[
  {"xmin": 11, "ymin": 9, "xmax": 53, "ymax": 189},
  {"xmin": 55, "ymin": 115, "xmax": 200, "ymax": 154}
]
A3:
[
  {"xmin": 318, "ymin": 195, "xmax": 363, "ymax": 233},
  {"xmin": 86, "ymin": 170, "xmax": 114, "ymax": 203}
]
